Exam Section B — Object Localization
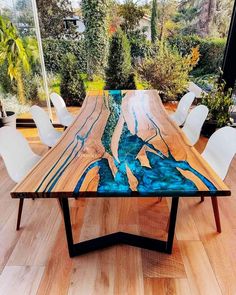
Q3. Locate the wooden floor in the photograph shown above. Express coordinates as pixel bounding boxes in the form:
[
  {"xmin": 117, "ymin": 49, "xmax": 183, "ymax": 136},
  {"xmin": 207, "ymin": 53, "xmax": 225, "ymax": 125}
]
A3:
[{"xmin": 1, "ymin": 127, "xmax": 236, "ymax": 294}]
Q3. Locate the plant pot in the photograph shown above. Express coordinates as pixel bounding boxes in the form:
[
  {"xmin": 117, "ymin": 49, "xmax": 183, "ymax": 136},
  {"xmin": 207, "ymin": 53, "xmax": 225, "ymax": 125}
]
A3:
[
  {"xmin": 201, "ymin": 120, "xmax": 217, "ymax": 138},
  {"xmin": 0, "ymin": 111, "xmax": 16, "ymax": 128},
  {"xmin": 230, "ymin": 111, "xmax": 236, "ymax": 123}
]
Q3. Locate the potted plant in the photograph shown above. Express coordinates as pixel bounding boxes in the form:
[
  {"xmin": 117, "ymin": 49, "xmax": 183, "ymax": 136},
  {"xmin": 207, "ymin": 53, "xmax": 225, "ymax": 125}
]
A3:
[
  {"xmin": 201, "ymin": 79, "xmax": 233, "ymax": 137},
  {"xmin": 0, "ymin": 100, "xmax": 16, "ymax": 128}
]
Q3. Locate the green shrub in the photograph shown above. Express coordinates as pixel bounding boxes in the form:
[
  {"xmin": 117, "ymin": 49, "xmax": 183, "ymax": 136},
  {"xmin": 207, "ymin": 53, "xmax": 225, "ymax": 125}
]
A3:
[
  {"xmin": 42, "ymin": 39, "xmax": 87, "ymax": 74},
  {"xmin": 0, "ymin": 55, "xmax": 39, "ymax": 102},
  {"xmin": 81, "ymin": 0, "xmax": 109, "ymax": 78},
  {"xmin": 151, "ymin": 0, "xmax": 158, "ymax": 43},
  {"xmin": 138, "ymin": 43, "xmax": 199, "ymax": 101},
  {"xmin": 127, "ymin": 29, "xmax": 153, "ymax": 62},
  {"xmin": 201, "ymin": 79, "xmax": 233, "ymax": 127},
  {"xmin": 60, "ymin": 53, "xmax": 86, "ymax": 106},
  {"xmin": 105, "ymin": 29, "xmax": 136, "ymax": 90},
  {"xmin": 0, "ymin": 62, "xmax": 16, "ymax": 95},
  {"xmin": 22, "ymin": 73, "xmax": 39, "ymax": 101},
  {"xmin": 168, "ymin": 35, "xmax": 226, "ymax": 76}
]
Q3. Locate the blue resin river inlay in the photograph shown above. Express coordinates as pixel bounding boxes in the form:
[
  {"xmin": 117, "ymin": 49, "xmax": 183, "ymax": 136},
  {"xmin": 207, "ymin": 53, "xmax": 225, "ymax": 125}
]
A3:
[{"xmin": 72, "ymin": 90, "xmax": 217, "ymax": 196}]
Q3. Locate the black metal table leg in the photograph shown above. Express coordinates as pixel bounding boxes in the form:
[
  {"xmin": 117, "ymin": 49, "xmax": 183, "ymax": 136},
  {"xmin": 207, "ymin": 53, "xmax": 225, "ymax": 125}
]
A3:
[
  {"xmin": 59, "ymin": 198, "xmax": 75, "ymax": 257},
  {"xmin": 166, "ymin": 197, "xmax": 179, "ymax": 254},
  {"xmin": 59, "ymin": 197, "xmax": 179, "ymax": 258}
]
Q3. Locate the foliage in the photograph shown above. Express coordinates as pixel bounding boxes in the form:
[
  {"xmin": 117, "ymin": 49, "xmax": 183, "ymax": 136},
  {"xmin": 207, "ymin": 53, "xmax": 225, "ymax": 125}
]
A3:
[
  {"xmin": 0, "ymin": 16, "xmax": 32, "ymax": 104},
  {"xmin": 157, "ymin": 0, "xmax": 178, "ymax": 41},
  {"xmin": 201, "ymin": 78, "xmax": 233, "ymax": 127},
  {"xmin": 173, "ymin": 3, "xmax": 199, "ymax": 36},
  {"xmin": 82, "ymin": 74, "xmax": 106, "ymax": 91},
  {"xmin": 15, "ymin": 0, "xmax": 35, "ymax": 36},
  {"xmin": 36, "ymin": 0, "xmax": 74, "ymax": 39},
  {"xmin": 0, "ymin": 17, "xmax": 30, "ymax": 79},
  {"xmin": 192, "ymin": 73, "xmax": 217, "ymax": 92},
  {"xmin": 0, "ymin": 93, "xmax": 31, "ymax": 115},
  {"xmin": 0, "ymin": 51, "xmax": 41, "ymax": 103},
  {"xmin": 168, "ymin": 35, "xmax": 226, "ymax": 75},
  {"xmin": 81, "ymin": 0, "xmax": 110, "ymax": 78},
  {"xmin": 0, "ymin": 62, "xmax": 16, "ymax": 95},
  {"xmin": 172, "ymin": 0, "xmax": 233, "ymax": 38},
  {"xmin": 212, "ymin": 0, "xmax": 234, "ymax": 38},
  {"xmin": 118, "ymin": 0, "xmax": 145, "ymax": 34},
  {"xmin": 108, "ymin": 1, "xmax": 121, "ymax": 34},
  {"xmin": 127, "ymin": 29, "xmax": 153, "ymax": 62},
  {"xmin": 151, "ymin": 0, "xmax": 158, "ymax": 43},
  {"xmin": 60, "ymin": 53, "xmax": 86, "ymax": 106},
  {"xmin": 107, "ymin": 1, "xmax": 153, "ymax": 63},
  {"xmin": 138, "ymin": 43, "xmax": 199, "ymax": 101},
  {"xmin": 22, "ymin": 73, "xmax": 39, "ymax": 101},
  {"xmin": 42, "ymin": 39, "xmax": 87, "ymax": 73},
  {"xmin": 105, "ymin": 29, "xmax": 136, "ymax": 90}
]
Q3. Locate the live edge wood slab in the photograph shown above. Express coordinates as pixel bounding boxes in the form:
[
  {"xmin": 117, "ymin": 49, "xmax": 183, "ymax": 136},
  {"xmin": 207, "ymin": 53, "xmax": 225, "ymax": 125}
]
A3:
[
  {"xmin": 11, "ymin": 90, "xmax": 230, "ymax": 199},
  {"xmin": 11, "ymin": 90, "xmax": 230, "ymax": 257}
]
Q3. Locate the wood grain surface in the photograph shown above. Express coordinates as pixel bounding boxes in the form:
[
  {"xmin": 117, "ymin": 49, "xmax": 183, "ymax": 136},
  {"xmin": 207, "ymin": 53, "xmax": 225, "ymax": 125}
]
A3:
[{"xmin": 11, "ymin": 90, "xmax": 230, "ymax": 198}]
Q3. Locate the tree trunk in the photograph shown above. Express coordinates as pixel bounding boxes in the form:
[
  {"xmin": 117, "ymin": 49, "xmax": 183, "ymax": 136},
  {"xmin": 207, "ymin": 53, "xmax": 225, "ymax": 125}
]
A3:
[
  {"xmin": 87, "ymin": 59, "xmax": 94, "ymax": 81},
  {"xmin": 16, "ymin": 71, "xmax": 26, "ymax": 105},
  {"xmin": 159, "ymin": 1, "xmax": 166, "ymax": 42},
  {"xmin": 196, "ymin": 0, "xmax": 216, "ymax": 37}
]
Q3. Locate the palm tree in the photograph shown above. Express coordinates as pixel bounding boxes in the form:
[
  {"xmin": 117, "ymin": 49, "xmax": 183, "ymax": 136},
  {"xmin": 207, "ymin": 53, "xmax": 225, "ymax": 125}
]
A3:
[{"xmin": 0, "ymin": 16, "xmax": 30, "ymax": 105}]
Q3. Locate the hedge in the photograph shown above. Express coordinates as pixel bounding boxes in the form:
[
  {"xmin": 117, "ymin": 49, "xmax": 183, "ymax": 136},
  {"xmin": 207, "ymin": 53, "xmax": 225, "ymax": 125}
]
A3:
[
  {"xmin": 42, "ymin": 35, "xmax": 226, "ymax": 80},
  {"xmin": 168, "ymin": 35, "xmax": 226, "ymax": 76},
  {"xmin": 42, "ymin": 38, "xmax": 87, "ymax": 73}
]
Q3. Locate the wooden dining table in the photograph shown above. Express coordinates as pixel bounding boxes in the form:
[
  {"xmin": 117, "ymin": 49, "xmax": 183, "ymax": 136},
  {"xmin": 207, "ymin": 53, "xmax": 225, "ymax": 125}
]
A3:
[{"xmin": 11, "ymin": 90, "xmax": 230, "ymax": 257}]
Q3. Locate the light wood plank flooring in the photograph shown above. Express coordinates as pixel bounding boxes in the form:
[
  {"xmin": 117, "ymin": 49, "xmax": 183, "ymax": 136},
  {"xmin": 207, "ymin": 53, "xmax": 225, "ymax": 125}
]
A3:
[{"xmin": 0, "ymin": 126, "xmax": 236, "ymax": 295}]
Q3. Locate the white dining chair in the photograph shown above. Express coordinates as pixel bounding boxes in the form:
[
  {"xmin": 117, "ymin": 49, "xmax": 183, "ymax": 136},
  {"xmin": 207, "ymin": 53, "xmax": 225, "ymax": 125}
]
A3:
[
  {"xmin": 200, "ymin": 126, "xmax": 236, "ymax": 232},
  {"xmin": 30, "ymin": 106, "xmax": 62, "ymax": 148},
  {"xmin": 182, "ymin": 105, "xmax": 209, "ymax": 146},
  {"xmin": 170, "ymin": 92, "xmax": 196, "ymax": 126},
  {"xmin": 0, "ymin": 126, "xmax": 41, "ymax": 230},
  {"xmin": 50, "ymin": 92, "xmax": 75, "ymax": 127}
]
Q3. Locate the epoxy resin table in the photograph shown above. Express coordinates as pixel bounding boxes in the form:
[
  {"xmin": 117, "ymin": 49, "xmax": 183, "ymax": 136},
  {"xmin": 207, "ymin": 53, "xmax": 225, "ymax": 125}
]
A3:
[{"xmin": 11, "ymin": 90, "xmax": 230, "ymax": 257}]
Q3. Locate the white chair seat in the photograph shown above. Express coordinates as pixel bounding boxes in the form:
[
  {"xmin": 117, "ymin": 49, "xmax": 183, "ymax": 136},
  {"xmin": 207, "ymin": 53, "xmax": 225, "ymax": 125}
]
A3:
[
  {"xmin": 182, "ymin": 105, "xmax": 209, "ymax": 146},
  {"xmin": 202, "ymin": 126, "xmax": 236, "ymax": 179},
  {"xmin": 170, "ymin": 92, "xmax": 195, "ymax": 126},
  {"xmin": 60, "ymin": 113, "xmax": 74, "ymax": 127},
  {"xmin": 200, "ymin": 126, "xmax": 236, "ymax": 233},
  {"xmin": 30, "ymin": 106, "xmax": 63, "ymax": 148},
  {"xmin": 0, "ymin": 126, "xmax": 41, "ymax": 183},
  {"xmin": 0, "ymin": 126, "xmax": 42, "ymax": 230},
  {"xmin": 50, "ymin": 93, "xmax": 75, "ymax": 127},
  {"xmin": 12, "ymin": 154, "xmax": 41, "ymax": 183},
  {"xmin": 41, "ymin": 129, "xmax": 62, "ymax": 148}
]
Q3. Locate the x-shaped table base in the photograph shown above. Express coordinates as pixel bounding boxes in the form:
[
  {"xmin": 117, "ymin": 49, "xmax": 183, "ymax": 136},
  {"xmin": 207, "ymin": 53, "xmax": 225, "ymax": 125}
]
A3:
[{"xmin": 59, "ymin": 197, "xmax": 179, "ymax": 258}]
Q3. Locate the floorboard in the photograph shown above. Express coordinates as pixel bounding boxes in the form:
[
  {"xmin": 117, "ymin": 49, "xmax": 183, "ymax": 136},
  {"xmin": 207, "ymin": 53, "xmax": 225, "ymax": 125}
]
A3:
[{"xmin": 0, "ymin": 125, "xmax": 236, "ymax": 294}]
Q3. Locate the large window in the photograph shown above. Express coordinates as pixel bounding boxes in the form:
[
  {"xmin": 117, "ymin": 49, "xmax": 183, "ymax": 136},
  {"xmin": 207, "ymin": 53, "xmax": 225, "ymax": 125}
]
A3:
[
  {"xmin": 0, "ymin": 0, "xmax": 51, "ymax": 120},
  {"xmin": 1, "ymin": 0, "xmax": 236, "ymax": 124}
]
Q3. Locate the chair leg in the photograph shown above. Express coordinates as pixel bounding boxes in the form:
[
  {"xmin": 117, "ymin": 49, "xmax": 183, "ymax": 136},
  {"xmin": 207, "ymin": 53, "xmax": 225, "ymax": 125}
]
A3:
[
  {"xmin": 211, "ymin": 197, "xmax": 221, "ymax": 233},
  {"xmin": 16, "ymin": 199, "xmax": 24, "ymax": 231},
  {"xmin": 200, "ymin": 196, "xmax": 205, "ymax": 202}
]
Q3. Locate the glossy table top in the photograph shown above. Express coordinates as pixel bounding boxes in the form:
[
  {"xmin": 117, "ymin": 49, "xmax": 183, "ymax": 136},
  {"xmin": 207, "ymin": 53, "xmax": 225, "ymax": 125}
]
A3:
[{"xmin": 11, "ymin": 90, "xmax": 230, "ymax": 198}]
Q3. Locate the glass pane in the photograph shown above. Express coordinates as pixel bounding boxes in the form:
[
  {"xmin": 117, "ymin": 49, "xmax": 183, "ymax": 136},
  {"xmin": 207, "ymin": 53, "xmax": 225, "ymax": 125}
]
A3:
[{"xmin": 0, "ymin": 0, "xmax": 51, "ymax": 121}]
